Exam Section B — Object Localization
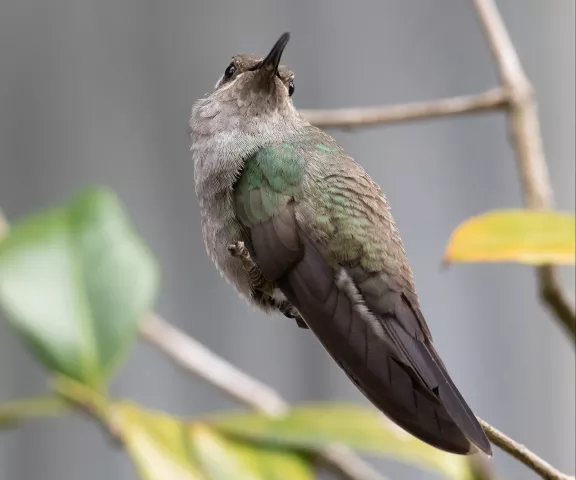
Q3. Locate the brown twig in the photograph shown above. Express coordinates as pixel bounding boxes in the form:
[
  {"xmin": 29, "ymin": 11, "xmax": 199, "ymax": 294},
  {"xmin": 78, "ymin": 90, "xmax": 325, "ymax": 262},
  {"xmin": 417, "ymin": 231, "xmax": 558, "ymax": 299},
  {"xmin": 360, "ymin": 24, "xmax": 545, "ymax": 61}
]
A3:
[
  {"xmin": 140, "ymin": 313, "xmax": 388, "ymax": 480},
  {"xmin": 537, "ymin": 267, "xmax": 575, "ymax": 340},
  {"xmin": 472, "ymin": 0, "xmax": 575, "ymax": 342},
  {"xmin": 479, "ymin": 419, "xmax": 574, "ymax": 480},
  {"xmin": 140, "ymin": 313, "xmax": 287, "ymax": 416},
  {"xmin": 301, "ymin": 88, "xmax": 507, "ymax": 128}
]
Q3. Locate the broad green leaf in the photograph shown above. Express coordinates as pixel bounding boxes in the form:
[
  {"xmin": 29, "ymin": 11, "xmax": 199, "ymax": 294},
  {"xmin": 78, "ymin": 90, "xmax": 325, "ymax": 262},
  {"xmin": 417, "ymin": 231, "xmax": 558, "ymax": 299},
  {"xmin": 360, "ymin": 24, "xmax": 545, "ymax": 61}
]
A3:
[
  {"xmin": 111, "ymin": 402, "xmax": 205, "ymax": 480},
  {"xmin": 190, "ymin": 424, "xmax": 313, "ymax": 480},
  {"xmin": 444, "ymin": 210, "xmax": 576, "ymax": 265},
  {"xmin": 208, "ymin": 403, "xmax": 474, "ymax": 480},
  {"xmin": 0, "ymin": 188, "xmax": 158, "ymax": 386}
]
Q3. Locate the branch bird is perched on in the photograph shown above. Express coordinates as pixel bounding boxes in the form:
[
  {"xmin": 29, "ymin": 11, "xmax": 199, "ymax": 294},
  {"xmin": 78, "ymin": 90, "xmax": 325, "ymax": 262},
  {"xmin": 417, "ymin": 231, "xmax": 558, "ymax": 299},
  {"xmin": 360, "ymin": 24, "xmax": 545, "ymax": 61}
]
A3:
[{"xmin": 191, "ymin": 33, "xmax": 491, "ymax": 456}]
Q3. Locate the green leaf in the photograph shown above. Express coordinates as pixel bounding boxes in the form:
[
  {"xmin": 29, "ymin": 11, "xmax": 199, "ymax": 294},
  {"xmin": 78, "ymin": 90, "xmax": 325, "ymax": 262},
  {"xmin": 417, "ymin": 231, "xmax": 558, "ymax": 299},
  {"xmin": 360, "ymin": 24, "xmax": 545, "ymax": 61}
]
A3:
[
  {"xmin": 208, "ymin": 403, "xmax": 474, "ymax": 480},
  {"xmin": 111, "ymin": 402, "xmax": 205, "ymax": 480},
  {"xmin": 0, "ymin": 187, "xmax": 159, "ymax": 386},
  {"xmin": 444, "ymin": 209, "xmax": 576, "ymax": 265},
  {"xmin": 190, "ymin": 424, "xmax": 313, "ymax": 480}
]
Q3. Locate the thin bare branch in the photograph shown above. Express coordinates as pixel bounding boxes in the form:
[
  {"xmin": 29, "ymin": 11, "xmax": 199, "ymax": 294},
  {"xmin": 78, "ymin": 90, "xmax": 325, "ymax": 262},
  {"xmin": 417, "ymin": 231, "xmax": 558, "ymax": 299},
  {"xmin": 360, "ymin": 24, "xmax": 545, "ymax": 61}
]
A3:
[
  {"xmin": 141, "ymin": 313, "xmax": 287, "ymax": 416},
  {"xmin": 537, "ymin": 267, "xmax": 576, "ymax": 339},
  {"xmin": 301, "ymin": 88, "xmax": 507, "ymax": 128},
  {"xmin": 473, "ymin": 0, "xmax": 575, "ymax": 341},
  {"xmin": 479, "ymin": 419, "xmax": 574, "ymax": 480},
  {"xmin": 473, "ymin": 0, "xmax": 551, "ymax": 208},
  {"xmin": 140, "ymin": 313, "xmax": 388, "ymax": 480}
]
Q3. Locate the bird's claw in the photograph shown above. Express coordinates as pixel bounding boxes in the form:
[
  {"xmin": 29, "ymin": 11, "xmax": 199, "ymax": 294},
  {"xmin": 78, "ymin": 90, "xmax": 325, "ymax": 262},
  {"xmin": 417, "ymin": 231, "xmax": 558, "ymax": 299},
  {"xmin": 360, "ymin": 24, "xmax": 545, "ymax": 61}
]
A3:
[{"xmin": 228, "ymin": 241, "xmax": 248, "ymax": 258}]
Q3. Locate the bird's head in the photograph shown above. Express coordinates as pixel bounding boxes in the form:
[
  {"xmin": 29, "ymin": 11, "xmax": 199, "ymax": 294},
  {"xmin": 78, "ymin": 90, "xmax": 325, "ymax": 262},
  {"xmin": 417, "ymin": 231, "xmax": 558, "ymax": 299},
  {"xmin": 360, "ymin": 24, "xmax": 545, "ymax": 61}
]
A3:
[{"xmin": 191, "ymin": 33, "xmax": 299, "ymax": 136}]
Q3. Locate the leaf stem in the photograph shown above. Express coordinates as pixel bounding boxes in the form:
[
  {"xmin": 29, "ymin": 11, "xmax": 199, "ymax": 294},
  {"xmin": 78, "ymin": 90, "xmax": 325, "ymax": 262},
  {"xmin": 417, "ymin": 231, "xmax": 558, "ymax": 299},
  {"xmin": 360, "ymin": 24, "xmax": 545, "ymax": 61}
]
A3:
[
  {"xmin": 51, "ymin": 376, "xmax": 109, "ymax": 419},
  {"xmin": 0, "ymin": 395, "xmax": 67, "ymax": 427}
]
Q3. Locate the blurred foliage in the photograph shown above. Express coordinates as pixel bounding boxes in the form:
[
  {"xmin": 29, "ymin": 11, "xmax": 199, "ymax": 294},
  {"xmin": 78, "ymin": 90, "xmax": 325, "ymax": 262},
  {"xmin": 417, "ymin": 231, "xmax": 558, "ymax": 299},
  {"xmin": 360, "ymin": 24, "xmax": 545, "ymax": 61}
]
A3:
[
  {"xmin": 112, "ymin": 400, "xmax": 312, "ymax": 480},
  {"xmin": 0, "ymin": 188, "xmax": 158, "ymax": 387},
  {"xmin": 0, "ymin": 186, "xmax": 482, "ymax": 479},
  {"xmin": 444, "ymin": 209, "xmax": 576, "ymax": 265},
  {"xmin": 112, "ymin": 401, "xmax": 207, "ymax": 480},
  {"xmin": 190, "ymin": 423, "xmax": 314, "ymax": 480},
  {"xmin": 207, "ymin": 404, "xmax": 474, "ymax": 480},
  {"xmin": 4, "ymin": 188, "xmax": 570, "ymax": 478}
]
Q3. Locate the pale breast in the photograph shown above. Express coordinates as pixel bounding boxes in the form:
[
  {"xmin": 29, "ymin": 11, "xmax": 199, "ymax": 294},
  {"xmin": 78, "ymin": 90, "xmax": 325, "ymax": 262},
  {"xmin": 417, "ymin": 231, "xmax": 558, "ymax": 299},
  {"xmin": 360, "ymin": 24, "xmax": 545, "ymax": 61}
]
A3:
[{"xmin": 199, "ymin": 200, "xmax": 254, "ymax": 300}]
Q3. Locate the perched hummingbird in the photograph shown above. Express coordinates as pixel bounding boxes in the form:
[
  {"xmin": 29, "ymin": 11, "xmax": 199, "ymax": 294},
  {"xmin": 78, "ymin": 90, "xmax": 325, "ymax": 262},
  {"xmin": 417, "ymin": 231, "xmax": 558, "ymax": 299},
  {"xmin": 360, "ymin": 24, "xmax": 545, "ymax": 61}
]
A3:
[{"xmin": 191, "ymin": 33, "xmax": 491, "ymax": 456}]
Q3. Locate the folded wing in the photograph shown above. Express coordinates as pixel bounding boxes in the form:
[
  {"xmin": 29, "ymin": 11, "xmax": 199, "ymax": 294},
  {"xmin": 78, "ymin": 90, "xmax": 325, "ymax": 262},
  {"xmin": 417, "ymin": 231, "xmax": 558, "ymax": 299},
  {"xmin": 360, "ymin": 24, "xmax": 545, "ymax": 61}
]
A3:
[{"xmin": 234, "ymin": 145, "xmax": 491, "ymax": 455}]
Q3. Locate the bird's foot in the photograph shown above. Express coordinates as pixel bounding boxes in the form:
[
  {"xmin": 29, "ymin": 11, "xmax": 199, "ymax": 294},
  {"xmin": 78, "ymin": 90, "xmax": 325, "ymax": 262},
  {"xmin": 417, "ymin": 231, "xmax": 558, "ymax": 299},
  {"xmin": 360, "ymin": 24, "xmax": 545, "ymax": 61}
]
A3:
[
  {"xmin": 228, "ymin": 241, "xmax": 250, "ymax": 259},
  {"xmin": 277, "ymin": 300, "xmax": 309, "ymax": 329},
  {"xmin": 228, "ymin": 241, "xmax": 308, "ymax": 330}
]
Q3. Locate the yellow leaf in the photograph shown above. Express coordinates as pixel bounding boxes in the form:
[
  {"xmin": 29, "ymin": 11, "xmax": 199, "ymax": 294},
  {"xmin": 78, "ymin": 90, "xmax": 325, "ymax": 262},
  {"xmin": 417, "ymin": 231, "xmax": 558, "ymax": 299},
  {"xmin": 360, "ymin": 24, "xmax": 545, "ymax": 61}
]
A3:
[
  {"xmin": 250, "ymin": 447, "xmax": 313, "ymax": 480},
  {"xmin": 444, "ymin": 210, "xmax": 576, "ymax": 265},
  {"xmin": 191, "ymin": 425, "xmax": 263, "ymax": 480},
  {"xmin": 190, "ymin": 424, "xmax": 314, "ymax": 480},
  {"xmin": 110, "ymin": 402, "xmax": 205, "ymax": 480},
  {"xmin": 109, "ymin": 402, "xmax": 314, "ymax": 480}
]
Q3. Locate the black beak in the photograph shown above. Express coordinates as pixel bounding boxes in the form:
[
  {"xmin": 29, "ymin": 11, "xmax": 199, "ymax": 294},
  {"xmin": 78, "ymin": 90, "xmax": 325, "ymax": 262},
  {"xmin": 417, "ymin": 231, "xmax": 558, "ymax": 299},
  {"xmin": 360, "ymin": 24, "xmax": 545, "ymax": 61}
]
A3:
[{"xmin": 258, "ymin": 32, "xmax": 290, "ymax": 75}]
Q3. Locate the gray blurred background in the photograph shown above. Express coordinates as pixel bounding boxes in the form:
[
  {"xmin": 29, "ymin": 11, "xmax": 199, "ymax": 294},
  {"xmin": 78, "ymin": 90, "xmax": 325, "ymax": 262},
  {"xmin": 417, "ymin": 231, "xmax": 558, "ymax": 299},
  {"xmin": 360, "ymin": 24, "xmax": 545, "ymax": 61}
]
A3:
[{"xmin": 0, "ymin": 0, "xmax": 574, "ymax": 479}]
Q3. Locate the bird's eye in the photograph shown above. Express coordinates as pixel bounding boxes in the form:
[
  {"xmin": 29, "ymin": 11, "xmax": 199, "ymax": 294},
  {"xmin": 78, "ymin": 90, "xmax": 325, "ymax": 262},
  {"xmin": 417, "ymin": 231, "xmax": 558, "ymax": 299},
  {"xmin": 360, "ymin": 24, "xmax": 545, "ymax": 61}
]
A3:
[
  {"xmin": 288, "ymin": 81, "xmax": 295, "ymax": 97},
  {"xmin": 223, "ymin": 63, "xmax": 236, "ymax": 81}
]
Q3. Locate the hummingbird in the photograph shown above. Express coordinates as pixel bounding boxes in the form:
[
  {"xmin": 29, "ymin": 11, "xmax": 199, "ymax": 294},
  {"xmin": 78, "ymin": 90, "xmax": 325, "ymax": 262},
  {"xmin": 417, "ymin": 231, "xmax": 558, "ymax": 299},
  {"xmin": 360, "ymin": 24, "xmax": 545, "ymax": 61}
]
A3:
[{"xmin": 190, "ymin": 32, "xmax": 491, "ymax": 456}]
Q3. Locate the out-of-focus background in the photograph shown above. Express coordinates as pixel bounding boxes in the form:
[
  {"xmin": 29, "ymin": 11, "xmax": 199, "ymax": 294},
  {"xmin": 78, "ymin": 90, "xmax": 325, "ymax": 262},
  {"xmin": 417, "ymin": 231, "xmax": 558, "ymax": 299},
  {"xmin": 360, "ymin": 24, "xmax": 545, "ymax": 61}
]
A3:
[{"xmin": 0, "ymin": 0, "xmax": 574, "ymax": 479}]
